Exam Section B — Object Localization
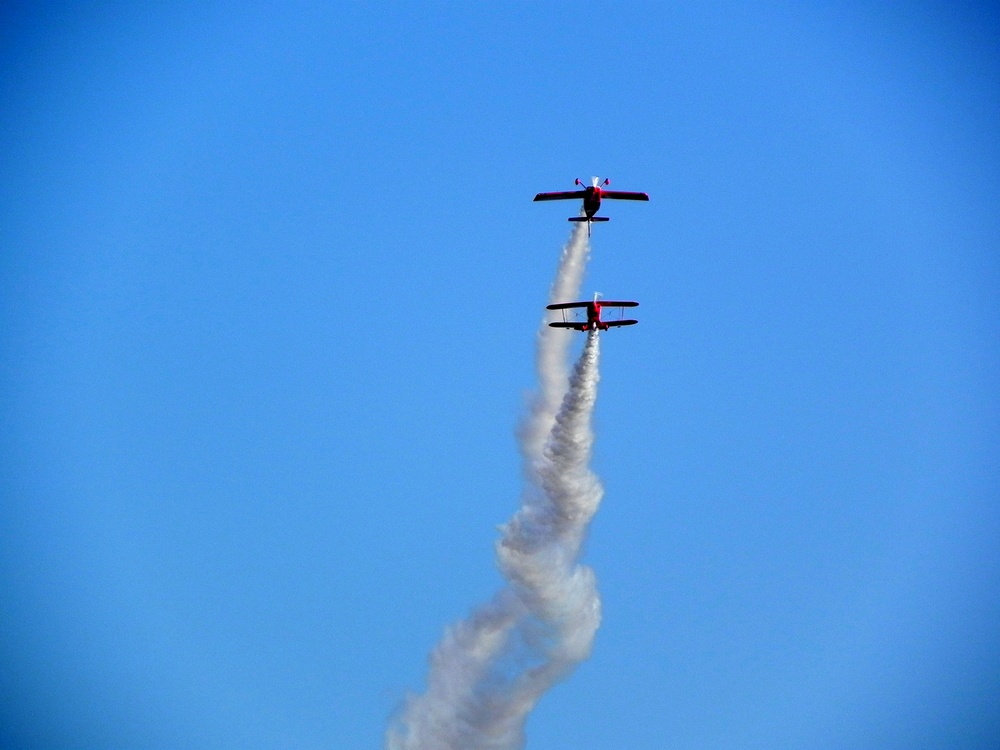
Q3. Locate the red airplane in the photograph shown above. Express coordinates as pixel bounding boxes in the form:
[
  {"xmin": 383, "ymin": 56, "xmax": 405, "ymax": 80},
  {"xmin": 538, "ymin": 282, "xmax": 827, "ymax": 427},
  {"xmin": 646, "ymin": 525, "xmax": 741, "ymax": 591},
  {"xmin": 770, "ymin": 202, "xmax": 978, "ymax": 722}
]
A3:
[
  {"xmin": 547, "ymin": 295, "xmax": 639, "ymax": 331},
  {"xmin": 533, "ymin": 177, "xmax": 649, "ymax": 235}
]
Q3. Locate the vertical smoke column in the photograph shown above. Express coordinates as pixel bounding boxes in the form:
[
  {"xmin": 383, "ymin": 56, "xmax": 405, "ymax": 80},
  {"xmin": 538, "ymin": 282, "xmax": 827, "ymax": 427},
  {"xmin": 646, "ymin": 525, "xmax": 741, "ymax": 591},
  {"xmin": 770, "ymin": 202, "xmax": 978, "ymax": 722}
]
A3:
[
  {"xmin": 385, "ymin": 224, "xmax": 602, "ymax": 750},
  {"xmin": 521, "ymin": 222, "xmax": 591, "ymax": 466},
  {"xmin": 493, "ymin": 329, "xmax": 603, "ymax": 736}
]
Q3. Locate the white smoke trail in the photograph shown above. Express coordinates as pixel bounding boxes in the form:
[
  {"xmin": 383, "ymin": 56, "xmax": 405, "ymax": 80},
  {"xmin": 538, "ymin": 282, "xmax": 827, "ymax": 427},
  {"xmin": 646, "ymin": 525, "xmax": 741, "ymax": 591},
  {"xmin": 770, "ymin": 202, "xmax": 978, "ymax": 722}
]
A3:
[
  {"xmin": 520, "ymin": 221, "xmax": 591, "ymax": 467},
  {"xmin": 492, "ymin": 329, "xmax": 603, "ymax": 717},
  {"xmin": 386, "ymin": 224, "xmax": 603, "ymax": 750}
]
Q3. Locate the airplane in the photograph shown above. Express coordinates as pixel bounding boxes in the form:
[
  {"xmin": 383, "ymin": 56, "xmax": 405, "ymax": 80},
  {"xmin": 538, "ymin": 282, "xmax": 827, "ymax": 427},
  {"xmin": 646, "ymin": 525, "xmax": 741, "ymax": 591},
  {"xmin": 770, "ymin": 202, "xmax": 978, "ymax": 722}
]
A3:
[
  {"xmin": 533, "ymin": 177, "xmax": 649, "ymax": 235},
  {"xmin": 546, "ymin": 294, "xmax": 639, "ymax": 331}
]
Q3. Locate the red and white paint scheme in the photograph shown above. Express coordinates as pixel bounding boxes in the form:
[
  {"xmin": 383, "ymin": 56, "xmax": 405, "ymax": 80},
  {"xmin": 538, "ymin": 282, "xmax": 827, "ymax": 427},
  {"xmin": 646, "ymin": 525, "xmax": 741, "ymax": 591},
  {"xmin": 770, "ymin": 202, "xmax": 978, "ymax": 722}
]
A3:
[
  {"xmin": 533, "ymin": 177, "xmax": 649, "ymax": 235},
  {"xmin": 546, "ymin": 294, "xmax": 639, "ymax": 332}
]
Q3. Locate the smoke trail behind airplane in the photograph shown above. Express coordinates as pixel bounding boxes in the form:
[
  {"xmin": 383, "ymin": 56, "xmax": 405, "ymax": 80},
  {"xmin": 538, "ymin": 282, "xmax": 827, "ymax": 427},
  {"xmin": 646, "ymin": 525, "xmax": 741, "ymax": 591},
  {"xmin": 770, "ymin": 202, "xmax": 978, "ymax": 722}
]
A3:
[
  {"xmin": 521, "ymin": 221, "xmax": 591, "ymax": 466},
  {"xmin": 385, "ymin": 223, "xmax": 603, "ymax": 750}
]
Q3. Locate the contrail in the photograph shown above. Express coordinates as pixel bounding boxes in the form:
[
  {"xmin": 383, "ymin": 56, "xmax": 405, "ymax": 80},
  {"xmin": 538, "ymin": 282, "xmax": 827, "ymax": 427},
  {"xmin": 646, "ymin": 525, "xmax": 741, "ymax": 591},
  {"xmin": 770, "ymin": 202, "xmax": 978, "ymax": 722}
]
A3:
[{"xmin": 386, "ymin": 224, "xmax": 603, "ymax": 750}]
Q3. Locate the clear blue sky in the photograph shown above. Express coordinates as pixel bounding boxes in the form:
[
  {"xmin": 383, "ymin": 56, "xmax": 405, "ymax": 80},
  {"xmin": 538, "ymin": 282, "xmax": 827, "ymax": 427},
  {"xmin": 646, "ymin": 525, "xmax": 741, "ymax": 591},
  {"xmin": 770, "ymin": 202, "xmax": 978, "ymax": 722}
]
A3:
[{"xmin": 2, "ymin": 3, "xmax": 998, "ymax": 748}]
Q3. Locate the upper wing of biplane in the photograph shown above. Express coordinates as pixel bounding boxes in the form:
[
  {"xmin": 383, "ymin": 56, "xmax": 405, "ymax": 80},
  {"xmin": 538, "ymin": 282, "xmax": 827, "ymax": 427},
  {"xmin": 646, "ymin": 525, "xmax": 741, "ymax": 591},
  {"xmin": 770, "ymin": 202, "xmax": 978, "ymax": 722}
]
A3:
[
  {"xmin": 600, "ymin": 190, "xmax": 649, "ymax": 201},
  {"xmin": 598, "ymin": 300, "xmax": 639, "ymax": 308},
  {"xmin": 546, "ymin": 301, "xmax": 589, "ymax": 310},
  {"xmin": 533, "ymin": 190, "xmax": 587, "ymax": 201}
]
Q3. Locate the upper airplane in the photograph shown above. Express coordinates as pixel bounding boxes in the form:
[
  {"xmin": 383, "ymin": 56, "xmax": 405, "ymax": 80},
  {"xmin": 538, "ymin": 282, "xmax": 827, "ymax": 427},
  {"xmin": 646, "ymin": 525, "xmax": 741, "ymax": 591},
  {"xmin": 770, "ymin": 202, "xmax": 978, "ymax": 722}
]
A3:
[{"xmin": 533, "ymin": 177, "xmax": 649, "ymax": 235}]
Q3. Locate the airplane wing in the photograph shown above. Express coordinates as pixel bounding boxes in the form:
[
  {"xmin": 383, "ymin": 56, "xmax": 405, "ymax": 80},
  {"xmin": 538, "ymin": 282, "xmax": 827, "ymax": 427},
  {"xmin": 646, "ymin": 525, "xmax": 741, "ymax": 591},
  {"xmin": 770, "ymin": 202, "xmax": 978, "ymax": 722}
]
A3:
[
  {"xmin": 548, "ymin": 322, "xmax": 586, "ymax": 330},
  {"xmin": 598, "ymin": 300, "xmax": 639, "ymax": 308},
  {"xmin": 546, "ymin": 301, "xmax": 589, "ymax": 310},
  {"xmin": 533, "ymin": 190, "xmax": 587, "ymax": 201},
  {"xmin": 600, "ymin": 190, "xmax": 649, "ymax": 201},
  {"xmin": 604, "ymin": 319, "xmax": 638, "ymax": 328}
]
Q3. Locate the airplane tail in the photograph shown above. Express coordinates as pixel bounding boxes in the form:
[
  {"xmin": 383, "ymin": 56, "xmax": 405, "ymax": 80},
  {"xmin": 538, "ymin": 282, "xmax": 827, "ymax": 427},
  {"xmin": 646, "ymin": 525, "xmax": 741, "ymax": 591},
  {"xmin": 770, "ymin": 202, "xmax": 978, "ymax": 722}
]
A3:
[{"xmin": 568, "ymin": 216, "xmax": 608, "ymax": 237}]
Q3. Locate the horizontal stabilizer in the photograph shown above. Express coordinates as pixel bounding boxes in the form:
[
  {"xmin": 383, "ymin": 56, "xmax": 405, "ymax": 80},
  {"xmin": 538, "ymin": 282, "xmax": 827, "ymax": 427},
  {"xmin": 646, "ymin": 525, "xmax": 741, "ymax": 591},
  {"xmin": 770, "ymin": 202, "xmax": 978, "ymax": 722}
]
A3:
[{"xmin": 567, "ymin": 216, "xmax": 610, "ymax": 223}]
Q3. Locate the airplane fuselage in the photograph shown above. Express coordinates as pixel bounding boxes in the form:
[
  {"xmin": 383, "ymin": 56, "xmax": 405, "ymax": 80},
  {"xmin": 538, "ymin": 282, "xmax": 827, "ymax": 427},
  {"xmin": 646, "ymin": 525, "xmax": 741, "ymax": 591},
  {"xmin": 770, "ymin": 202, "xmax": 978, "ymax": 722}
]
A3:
[
  {"xmin": 581, "ymin": 186, "xmax": 603, "ymax": 218},
  {"xmin": 584, "ymin": 301, "xmax": 610, "ymax": 330}
]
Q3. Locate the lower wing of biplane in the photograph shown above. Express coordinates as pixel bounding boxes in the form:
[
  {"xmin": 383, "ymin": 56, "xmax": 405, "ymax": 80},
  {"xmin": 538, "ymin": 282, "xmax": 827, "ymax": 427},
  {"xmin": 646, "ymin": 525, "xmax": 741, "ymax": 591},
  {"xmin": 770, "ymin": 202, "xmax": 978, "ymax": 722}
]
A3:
[{"xmin": 548, "ymin": 319, "xmax": 637, "ymax": 331}]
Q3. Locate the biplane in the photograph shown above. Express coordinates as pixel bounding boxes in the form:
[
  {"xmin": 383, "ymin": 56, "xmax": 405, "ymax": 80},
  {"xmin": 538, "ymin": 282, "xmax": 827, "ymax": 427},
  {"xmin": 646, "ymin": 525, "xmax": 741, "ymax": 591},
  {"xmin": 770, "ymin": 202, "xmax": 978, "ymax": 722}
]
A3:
[
  {"xmin": 533, "ymin": 177, "xmax": 649, "ymax": 235},
  {"xmin": 547, "ymin": 295, "xmax": 639, "ymax": 331}
]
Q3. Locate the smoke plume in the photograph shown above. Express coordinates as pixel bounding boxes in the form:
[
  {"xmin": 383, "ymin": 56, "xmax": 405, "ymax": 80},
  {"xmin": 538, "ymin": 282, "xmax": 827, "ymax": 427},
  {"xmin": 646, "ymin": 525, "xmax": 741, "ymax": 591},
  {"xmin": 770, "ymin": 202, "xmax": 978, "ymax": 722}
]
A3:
[{"xmin": 386, "ymin": 223, "xmax": 604, "ymax": 750}]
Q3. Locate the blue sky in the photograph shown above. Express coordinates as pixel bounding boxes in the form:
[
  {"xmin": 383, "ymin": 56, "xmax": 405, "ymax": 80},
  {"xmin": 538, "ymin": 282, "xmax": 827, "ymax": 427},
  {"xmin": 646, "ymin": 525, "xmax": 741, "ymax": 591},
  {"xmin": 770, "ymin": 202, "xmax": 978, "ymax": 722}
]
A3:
[{"xmin": 2, "ymin": 2, "xmax": 998, "ymax": 748}]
